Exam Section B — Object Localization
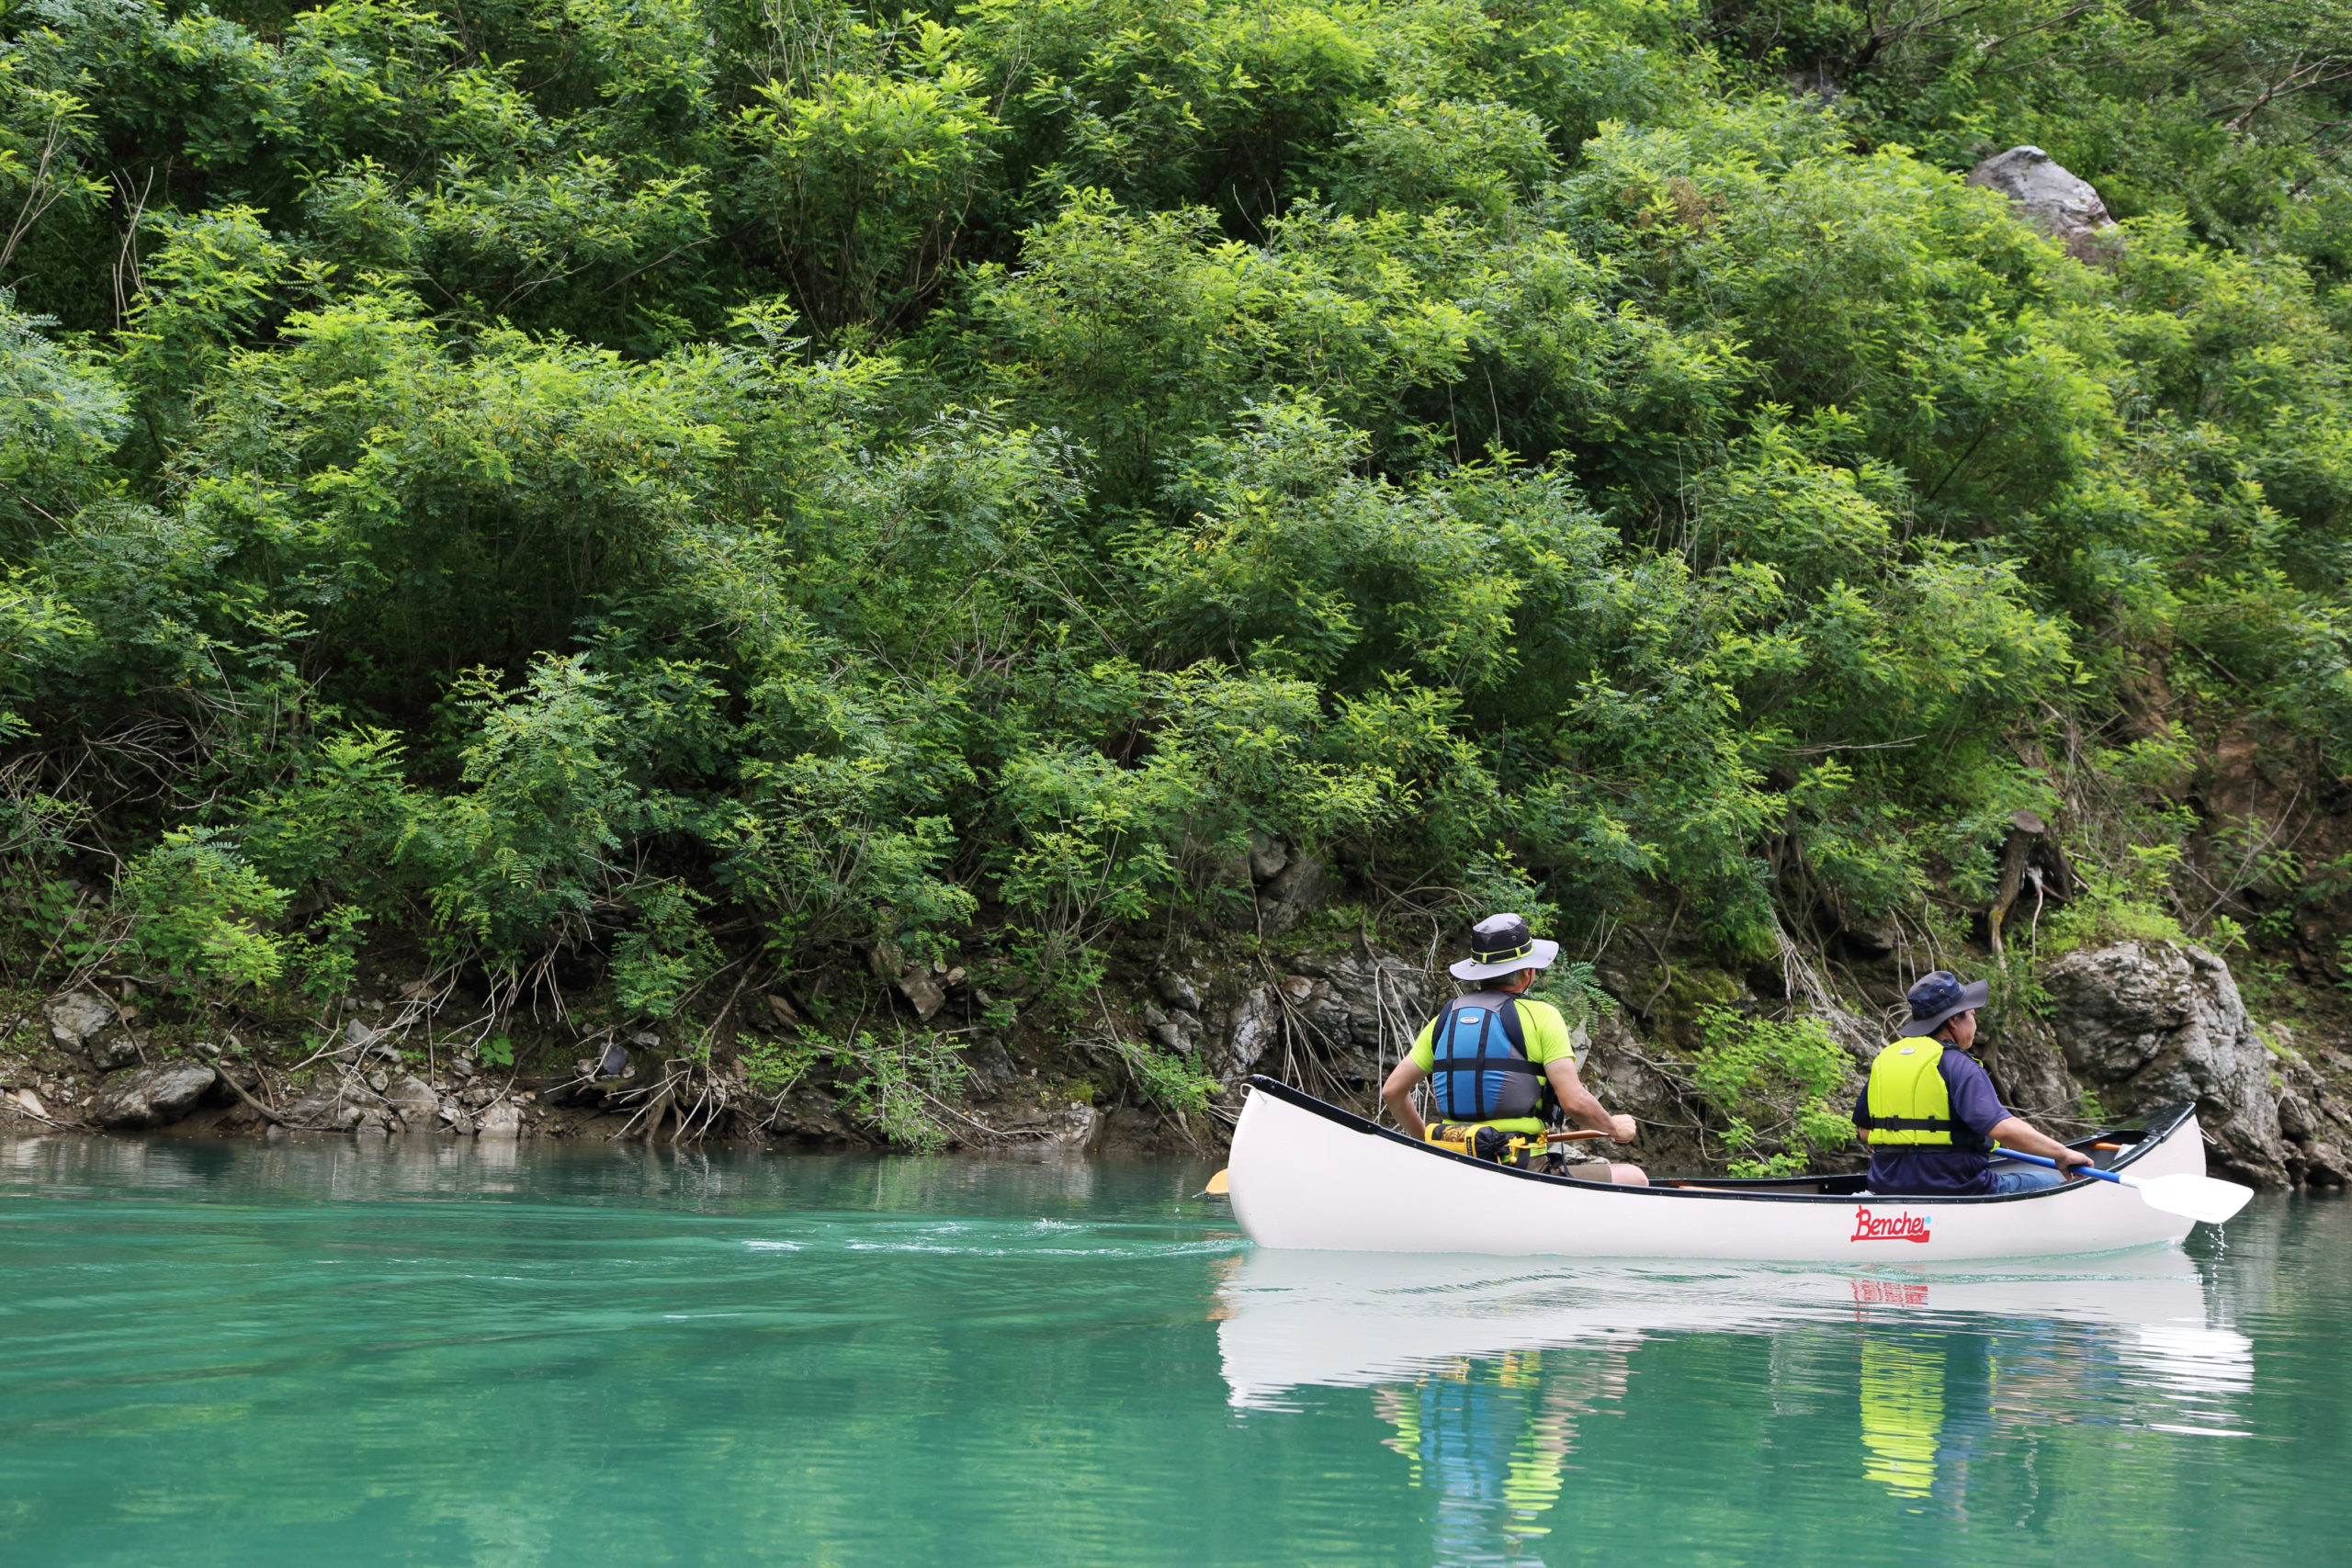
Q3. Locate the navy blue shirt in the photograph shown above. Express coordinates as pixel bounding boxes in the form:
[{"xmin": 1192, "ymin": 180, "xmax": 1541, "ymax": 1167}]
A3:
[{"xmin": 1855, "ymin": 1044, "xmax": 2012, "ymax": 1197}]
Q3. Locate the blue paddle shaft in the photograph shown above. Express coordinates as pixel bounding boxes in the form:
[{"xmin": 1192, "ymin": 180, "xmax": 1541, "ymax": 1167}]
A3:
[{"xmin": 1998, "ymin": 1146, "xmax": 2117, "ymax": 1184}]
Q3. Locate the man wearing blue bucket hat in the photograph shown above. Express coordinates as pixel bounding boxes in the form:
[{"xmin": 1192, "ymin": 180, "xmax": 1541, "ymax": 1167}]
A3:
[{"xmin": 1855, "ymin": 970, "xmax": 2093, "ymax": 1196}]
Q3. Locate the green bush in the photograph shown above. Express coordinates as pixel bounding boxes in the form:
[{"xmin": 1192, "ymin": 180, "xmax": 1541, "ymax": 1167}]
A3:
[
  {"xmin": 0, "ymin": 0, "xmax": 2347, "ymax": 1049},
  {"xmin": 121, "ymin": 829, "xmax": 292, "ymax": 989},
  {"xmin": 1689, "ymin": 1006, "xmax": 1859, "ymax": 1177}
]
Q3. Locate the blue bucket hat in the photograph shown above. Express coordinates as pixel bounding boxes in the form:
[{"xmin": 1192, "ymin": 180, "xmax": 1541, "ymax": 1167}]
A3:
[{"xmin": 1897, "ymin": 970, "xmax": 1991, "ymax": 1038}]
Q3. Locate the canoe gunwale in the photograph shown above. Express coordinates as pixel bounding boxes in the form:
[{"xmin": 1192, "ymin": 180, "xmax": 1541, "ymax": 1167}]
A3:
[{"xmin": 1240, "ymin": 1075, "xmax": 2197, "ymax": 1205}]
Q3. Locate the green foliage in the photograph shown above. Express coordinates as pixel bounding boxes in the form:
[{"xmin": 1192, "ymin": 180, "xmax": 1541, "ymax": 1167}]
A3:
[
  {"xmin": 741, "ymin": 1029, "xmax": 826, "ymax": 1100},
  {"xmin": 121, "ymin": 829, "xmax": 291, "ymax": 989},
  {"xmin": 735, "ymin": 24, "xmax": 1001, "ymax": 333},
  {"xmin": 835, "ymin": 1027, "xmax": 971, "ymax": 1151},
  {"xmin": 290, "ymin": 906, "xmax": 369, "ymax": 1004},
  {"xmin": 611, "ymin": 881, "xmax": 720, "ymax": 1020},
  {"xmin": 1690, "ymin": 1005, "xmax": 1858, "ymax": 1176},
  {"xmin": 1529, "ymin": 959, "xmax": 1620, "ymax": 1032},
  {"xmin": 1114, "ymin": 1038, "xmax": 1223, "ymax": 1119},
  {"xmin": 2, "ymin": 0, "xmax": 2349, "ymax": 1029}
]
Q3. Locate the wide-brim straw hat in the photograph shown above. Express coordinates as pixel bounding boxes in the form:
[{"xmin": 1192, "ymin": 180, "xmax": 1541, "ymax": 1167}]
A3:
[{"xmin": 1448, "ymin": 912, "xmax": 1560, "ymax": 981}]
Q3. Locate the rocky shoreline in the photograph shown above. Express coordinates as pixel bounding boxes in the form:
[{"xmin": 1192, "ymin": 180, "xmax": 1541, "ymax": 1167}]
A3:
[{"xmin": 7, "ymin": 932, "xmax": 2352, "ymax": 1188}]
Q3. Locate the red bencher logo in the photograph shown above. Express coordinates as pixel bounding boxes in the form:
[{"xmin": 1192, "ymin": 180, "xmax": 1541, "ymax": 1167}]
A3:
[{"xmin": 1850, "ymin": 1207, "xmax": 1932, "ymax": 1244}]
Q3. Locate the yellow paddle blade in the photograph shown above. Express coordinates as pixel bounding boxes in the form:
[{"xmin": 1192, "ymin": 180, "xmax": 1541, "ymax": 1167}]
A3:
[{"xmin": 1202, "ymin": 1168, "xmax": 1231, "ymax": 1197}]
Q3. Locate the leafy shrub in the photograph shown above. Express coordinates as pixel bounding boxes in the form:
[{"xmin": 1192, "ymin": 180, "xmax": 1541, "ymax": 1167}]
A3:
[
  {"xmin": 1689, "ymin": 1006, "xmax": 1858, "ymax": 1177},
  {"xmin": 741, "ymin": 1030, "xmax": 826, "ymax": 1100},
  {"xmin": 121, "ymin": 829, "xmax": 291, "ymax": 989},
  {"xmin": 1113, "ymin": 1039, "xmax": 1223, "ymax": 1120},
  {"xmin": 4, "ymin": 0, "xmax": 2351, "ymax": 1077},
  {"xmin": 611, "ymin": 881, "xmax": 721, "ymax": 1020},
  {"xmin": 836, "ymin": 1029, "xmax": 971, "ymax": 1151}
]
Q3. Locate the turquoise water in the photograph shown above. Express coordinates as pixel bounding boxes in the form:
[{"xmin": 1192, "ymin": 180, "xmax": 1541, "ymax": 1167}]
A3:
[{"xmin": 3, "ymin": 1135, "xmax": 2346, "ymax": 1565}]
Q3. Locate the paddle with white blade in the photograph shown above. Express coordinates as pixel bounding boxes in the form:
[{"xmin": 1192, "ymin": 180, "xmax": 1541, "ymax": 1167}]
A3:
[{"xmin": 1996, "ymin": 1146, "xmax": 2254, "ymax": 1225}]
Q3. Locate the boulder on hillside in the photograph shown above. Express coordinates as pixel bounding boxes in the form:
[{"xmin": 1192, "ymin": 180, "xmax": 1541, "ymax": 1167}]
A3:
[
  {"xmin": 381, "ymin": 1074, "xmax": 440, "ymax": 1128},
  {"xmin": 2041, "ymin": 940, "xmax": 2289, "ymax": 1184},
  {"xmin": 88, "ymin": 1065, "xmax": 218, "ymax": 1130},
  {"xmin": 45, "ymin": 989, "xmax": 114, "ymax": 1051},
  {"xmin": 1967, "ymin": 145, "xmax": 2120, "ymax": 265},
  {"xmin": 283, "ymin": 1077, "xmax": 379, "ymax": 1132},
  {"xmin": 45, "ymin": 990, "xmax": 141, "ymax": 1068},
  {"xmin": 1210, "ymin": 982, "xmax": 1283, "ymax": 1091}
]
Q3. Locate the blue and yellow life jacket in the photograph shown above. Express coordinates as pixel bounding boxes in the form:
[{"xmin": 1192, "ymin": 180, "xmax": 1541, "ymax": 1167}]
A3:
[
  {"xmin": 1429, "ymin": 992, "xmax": 1546, "ymax": 1122},
  {"xmin": 1858, "ymin": 1038, "xmax": 1990, "ymax": 1153}
]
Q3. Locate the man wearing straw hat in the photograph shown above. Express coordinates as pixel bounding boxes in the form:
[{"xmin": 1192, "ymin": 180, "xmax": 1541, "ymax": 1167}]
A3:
[{"xmin": 1379, "ymin": 913, "xmax": 1647, "ymax": 1185}]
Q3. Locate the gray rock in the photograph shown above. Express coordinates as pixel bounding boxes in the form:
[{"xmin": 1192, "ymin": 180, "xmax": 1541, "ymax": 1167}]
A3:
[
  {"xmin": 1011, "ymin": 1102, "xmax": 1103, "ymax": 1153},
  {"xmin": 478, "ymin": 1100, "xmax": 522, "ymax": 1139},
  {"xmin": 1247, "ymin": 830, "xmax": 1289, "ymax": 883},
  {"xmin": 1966, "ymin": 146, "xmax": 2120, "ymax": 265},
  {"xmin": 1149, "ymin": 1008, "xmax": 1205, "ymax": 1056},
  {"xmin": 1257, "ymin": 852, "xmax": 1331, "ymax": 936},
  {"xmin": 1839, "ymin": 918, "xmax": 1900, "ymax": 959},
  {"xmin": 1153, "ymin": 971, "xmax": 1203, "ymax": 1012},
  {"xmin": 967, "ymin": 1034, "xmax": 1018, "ymax": 1095},
  {"xmin": 44, "ymin": 990, "xmax": 115, "ymax": 1051},
  {"xmin": 85, "ymin": 1030, "xmax": 144, "ymax": 1072},
  {"xmin": 2278, "ymin": 1089, "xmax": 2316, "ymax": 1143},
  {"xmin": 88, "ymin": 1065, "xmax": 218, "ymax": 1129},
  {"xmin": 1213, "ymin": 983, "xmax": 1283, "ymax": 1089},
  {"xmin": 382, "ymin": 1075, "xmax": 439, "ymax": 1125},
  {"xmin": 1786, "ymin": 65, "xmax": 1840, "ymax": 107},
  {"xmin": 2041, "ymin": 941, "xmax": 2288, "ymax": 1184},
  {"xmin": 1978, "ymin": 1010, "xmax": 2090, "ymax": 1129},
  {"xmin": 283, "ymin": 1078, "xmax": 376, "ymax": 1132},
  {"xmin": 1579, "ymin": 1011, "xmax": 1718, "ymax": 1178},
  {"xmin": 895, "ymin": 963, "xmax": 947, "ymax": 1021}
]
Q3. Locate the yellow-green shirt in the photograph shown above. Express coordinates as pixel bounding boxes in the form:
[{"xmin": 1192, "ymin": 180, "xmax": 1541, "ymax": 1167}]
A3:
[{"xmin": 1409, "ymin": 995, "xmax": 1576, "ymax": 1134}]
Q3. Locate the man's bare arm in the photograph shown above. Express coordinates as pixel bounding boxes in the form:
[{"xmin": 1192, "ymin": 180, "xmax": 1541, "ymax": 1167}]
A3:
[
  {"xmin": 1381, "ymin": 1058, "xmax": 1429, "ymax": 1140},
  {"xmin": 1544, "ymin": 1058, "xmax": 1636, "ymax": 1143}
]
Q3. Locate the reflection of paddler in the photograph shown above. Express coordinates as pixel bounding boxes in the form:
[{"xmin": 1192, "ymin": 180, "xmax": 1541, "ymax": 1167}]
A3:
[
  {"xmin": 1859, "ymin": 1339, "xmax": 1944, "ymax": 1498},
  {"xmin": 1371, "ymin": 1346, "xmax": 1630, "ymax": 1555},
  {"xmin": 1856, "ymin": 1329, "xmax": 1999, "ymax": 1513}
]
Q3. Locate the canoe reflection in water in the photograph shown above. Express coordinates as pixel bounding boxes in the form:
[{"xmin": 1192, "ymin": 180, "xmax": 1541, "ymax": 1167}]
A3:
[{"xmin": 1214, "ymin": 1247, "xmax": 2252, "ymax": 1547}]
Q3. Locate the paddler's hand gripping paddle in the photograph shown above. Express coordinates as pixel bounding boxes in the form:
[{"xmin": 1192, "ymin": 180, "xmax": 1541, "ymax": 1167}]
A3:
[{"xmin": 1995, "ymin": 1146, "xmax": 2253, "ymax": 1225}]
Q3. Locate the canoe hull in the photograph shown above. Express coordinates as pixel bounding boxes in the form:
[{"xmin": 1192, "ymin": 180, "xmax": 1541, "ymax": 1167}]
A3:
[{"xmin": 1227, "ymin": 1077, "xmax": 2203, "ymax": 1261}]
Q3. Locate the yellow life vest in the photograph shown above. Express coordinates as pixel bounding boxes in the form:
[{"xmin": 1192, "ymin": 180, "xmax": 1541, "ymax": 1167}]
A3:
[{"xmin": 1861, "ymin": 1039, "xmax": 1965, "ymax": 1147}]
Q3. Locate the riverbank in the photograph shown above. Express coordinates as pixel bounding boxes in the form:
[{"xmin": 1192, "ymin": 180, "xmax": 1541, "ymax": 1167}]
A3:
[{"xmin": 10, "ymin": 919, "xmax": 2352, "ymax": 1186}]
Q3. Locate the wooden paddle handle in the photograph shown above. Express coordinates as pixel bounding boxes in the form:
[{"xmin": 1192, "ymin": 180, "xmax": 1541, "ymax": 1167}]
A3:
[{"xmin": 1544, "ymin": 1128, "xmax": 1611, "ymax": 1143}]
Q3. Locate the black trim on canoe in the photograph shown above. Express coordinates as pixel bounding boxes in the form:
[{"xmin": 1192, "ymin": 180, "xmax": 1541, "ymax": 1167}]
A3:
[{"xmin": 1242, "ymin": 1075, "xmax": 2199, "ymax": 1203}]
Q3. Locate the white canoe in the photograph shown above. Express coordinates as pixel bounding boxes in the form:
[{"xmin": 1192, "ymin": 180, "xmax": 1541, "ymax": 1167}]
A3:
[{"xmin": 1227, "ymin": 1076, "xmax": 2211, "ymax": 1261}]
